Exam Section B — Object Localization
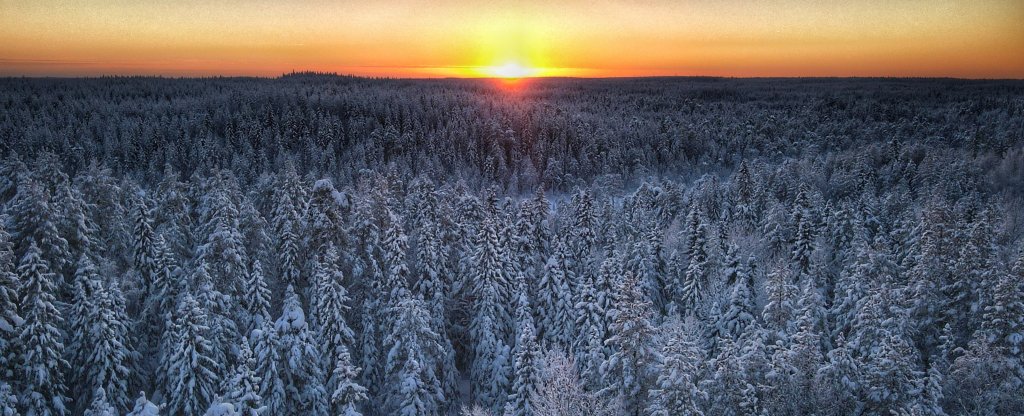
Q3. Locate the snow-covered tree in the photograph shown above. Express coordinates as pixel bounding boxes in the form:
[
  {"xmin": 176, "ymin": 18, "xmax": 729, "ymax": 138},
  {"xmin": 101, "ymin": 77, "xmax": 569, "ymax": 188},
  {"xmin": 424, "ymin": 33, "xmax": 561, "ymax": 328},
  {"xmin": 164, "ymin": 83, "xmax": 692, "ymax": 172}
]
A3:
[
  {"xmin": 219, "ymin": 338, "xmax": 264, "ymax": 416},
  {"xmin": 67, "ymin": 255, "xmax": 131, "ymax": 413},
  {"xmin": 679, "ymin": 207, "xmax": 710, "ymax": 313},
  {"xmin": 82, "ymin": 388, "xmax": 116, "ymax": 416},
  {"xmin": 252, "ymin": 321, "xmax": 285, "ymax": 416},
  {"xmin": 329, "ymin": 347, "xmax": 367, "ymax": 416},
  {"xmin": 646, "ymin": 316, "xmax": 706, "ymax": 416},
  {"xmin": 17, "ymin": 241, "xmax": 68, "ymax": 416},
  {"xmin": 240, "ymin": 260, "xmax": 271, "ymax": 337},
  {"xmin": 508, "ymin": 275, "xmax": 541, "ymax": 416},
  {"xmin": 532, "ymin": 350, "xmax": 617, "ymax": 416},
  {"xmin": 166, "ymin": 294, "xmax": 221, "ymax": 416},
  {"xmin": 125, "ymin": 392, "xmax": 162, "ymax": 416},
  {"xmin": 0, "ymin": 220, "xmax": 20, "ymax": 378},
  {"xmin": 274, "ymin": 285, "xmax": 328, "ymax": 416},
  {"xmin": 599, "ymin": 270, "xmax": 656, "ymax": 416},
  {"xmin": 383, "ymin": 296, "xmax": 443, "ymax": 415},
  {"xmin": 536, "ymin": 239, "xmax": 573, "ymax": 349}
]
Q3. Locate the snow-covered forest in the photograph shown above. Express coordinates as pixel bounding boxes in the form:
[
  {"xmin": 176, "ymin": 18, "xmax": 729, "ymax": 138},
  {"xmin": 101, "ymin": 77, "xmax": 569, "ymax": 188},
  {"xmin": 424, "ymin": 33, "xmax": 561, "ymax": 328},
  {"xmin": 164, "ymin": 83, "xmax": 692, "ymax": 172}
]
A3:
[{"xmin": 1, "ymin": 75, "xmax": 1023, "ymax": 415}]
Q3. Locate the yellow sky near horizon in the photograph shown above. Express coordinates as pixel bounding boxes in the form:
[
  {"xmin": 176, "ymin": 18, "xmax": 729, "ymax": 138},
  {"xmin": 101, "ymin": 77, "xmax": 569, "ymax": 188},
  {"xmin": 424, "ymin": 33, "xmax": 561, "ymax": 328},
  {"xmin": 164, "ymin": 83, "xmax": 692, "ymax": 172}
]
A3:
[{"xmin": 1, "ymin": 0, "xmax": 1023, "ymax": 78}]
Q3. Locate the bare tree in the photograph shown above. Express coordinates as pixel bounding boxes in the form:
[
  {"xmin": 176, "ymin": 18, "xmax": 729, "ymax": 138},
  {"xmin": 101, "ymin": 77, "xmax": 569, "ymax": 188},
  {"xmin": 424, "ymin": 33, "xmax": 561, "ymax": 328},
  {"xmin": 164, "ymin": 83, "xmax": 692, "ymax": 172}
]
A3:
[{"xmin": 532, "ymin": 350, "xmax": 619, "ymax": 416}]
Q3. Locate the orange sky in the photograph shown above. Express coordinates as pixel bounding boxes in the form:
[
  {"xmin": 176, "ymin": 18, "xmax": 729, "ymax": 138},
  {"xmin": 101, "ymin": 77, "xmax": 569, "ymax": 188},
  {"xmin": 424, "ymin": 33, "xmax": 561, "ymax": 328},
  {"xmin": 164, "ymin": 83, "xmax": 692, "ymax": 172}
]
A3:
[{"xmin": 2, "ymin": 0, "xmax": 1023, "ymax": 78}]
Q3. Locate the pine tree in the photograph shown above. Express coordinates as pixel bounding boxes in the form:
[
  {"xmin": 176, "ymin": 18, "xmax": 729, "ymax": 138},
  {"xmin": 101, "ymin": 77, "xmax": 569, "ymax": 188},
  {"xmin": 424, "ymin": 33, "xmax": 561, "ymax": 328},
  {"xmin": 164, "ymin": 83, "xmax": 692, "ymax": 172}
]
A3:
[
  {"xmin": 313, "ymin": 246, "xmax": 356, "ymax": 368},
  {"xmin": 357, "ymin": 254, "xmax": 384, "ymax": 407},
  {"xmin": 572, "ymin": 269, "xmax": 605, "ymax": 384},
  {"xmin": 382, "ymin": 212, "xmax": 412, "ymax": 305},
  {"xmin": 470, "ymin": 296, "xmax": 512, "ymax": 412},
  {"xmin": 384, "ymin": 297, "xmax": 443, "ymax": 415},
  {"xmin": 220, "ymin": 338, "xmax": 264, "ymax": 416},
  {"xmin": 17, "ymin": 241, "xmax": 68, "ymax": 416},
  {"xmin": 593, "ymin": 254, "xmax": 619, "ymax": 357},
  {"xmin": 679, "ymin": 207, "xmax": 709, "ymax": 313},
  {"xmin": 274, "ymin": 285, "xmax": 328, "ymax": 416},
  {"xmin": 626, "ymin": 229, "xmax": 669, "ymax": 315},
  {"xmin": 67, "ymin": 255, "xmax": 101, "ymax": 410},
  {"xmin": 131, "ymin": 196, "xmax": 158, "ymax": 296},
  {"xmin": 413, "ymin": 210, "xmax": 458, "ymax": 409},
  {"xmin": 813, "ymin": 335, "xmax": 862, "ymax": 416},
  {"xmin": 252, "ymin": 321, "xmax": 285, "ymax": 416},
  {"xmin": 907, "ymin": 362, "xmax": 947, "ymax": 416},
  {"xmin": 537, "ymin": 239, "xmax": 573, "ymax": 349},
  {"xmin": 0, "ymin": 220, "xmax": 20, "ymax": 379},
  {"xmin": 166, "ymin": 294, "xmax": 221, "ymax": 416},
  {"xmin": 395, "ymin": 346, "xmax": 428, "ymax": 416},
  {"xmin": 472, "ymin": 215, "xmax": 514, "ymax": 340},
  {"xmin": 0, "ymin": 382, "xmax": 17, "ymax": 416},
  {"xmin": 82, "ymin": 388, "xmax": 116, "ymax": 416},
  {"xmin": 413, "ymin": 212, "xmax": 449, "ymax": 311},
  {"xmin": 125, "ymin": 392, "xmax": 161, "ymax": 416},
  {"xmin": 67, "ymin": 255, "xmax": 132, "ymax": 413},
  {"xmin": 981, "ymin": 250, "xmax": 1024, "ymax": 377},
  {"xmin": 646, "ymin": 317, "xmax": 706, "ymax": 416},
  {"xmin": 732, "ymin": 160, "xmax": 757, "ymax": 230},
  {"xmin": 193, "ymin": 264, "xmax": 238, "ymax": 379},
  {"xmin": 303, "ymin": 179, "xmax": 347, "ymax": 261},
  {"xmin": 599, "ymin": 270, "xmax": 656, "ymax": 416},
  {"xmin": 945, "ymin": 211, "xmax": 997, "ymax": 345},
  {"xmin": 861, "ymin": 330, "xmax": 921, "ymax": 415},
  {"xmin": 6, "ymin": 178, "xmax": 71, "ymax": 281},
  {"xmin": 790, "ymin": 186, "xmax": 815, "ymax": 278},
  {"xmin": 195, "ymin": 194, "xmax": 248, "ymax": 297},
  {"xmin": 508, "ymin": 275, "xmax": 541, "ymax": 416},
  {"xmin": 240, "ymin": 260, "xmax": 271, "ymax": 337},
  {"xmin": 329, "ymin": 347, "xmax": 367, "ymax": 416},
  {"xmin": 719, "ymin": 267, "xmax": 755, "ymax": 341},
  {"xmin": 762, "ymin": 265, "xmax": 797, "ymax": 341},
  {"xmin": 570, "ymin": 190, "xmax": 596, "ymax": 264},
  {"xmin": 277, "ymin": 208, "xmax": 302, "ymax": 288}
]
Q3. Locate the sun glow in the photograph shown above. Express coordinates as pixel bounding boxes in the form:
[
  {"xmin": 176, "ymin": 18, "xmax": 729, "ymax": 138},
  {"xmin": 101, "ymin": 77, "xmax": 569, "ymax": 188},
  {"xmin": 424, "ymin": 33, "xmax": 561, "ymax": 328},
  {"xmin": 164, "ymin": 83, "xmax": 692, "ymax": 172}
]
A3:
[{"xmin": 486, "ymin": 61, "xmax": 535, "ymax": 79}]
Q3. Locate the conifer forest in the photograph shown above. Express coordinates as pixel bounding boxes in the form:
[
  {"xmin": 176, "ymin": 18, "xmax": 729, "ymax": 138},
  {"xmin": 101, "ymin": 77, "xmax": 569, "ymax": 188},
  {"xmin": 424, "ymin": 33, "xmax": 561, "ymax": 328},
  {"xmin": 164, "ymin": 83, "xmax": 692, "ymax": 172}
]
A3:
[{"xmin": 0, "ymin": 75, "xmax": 1023, "ymax": 415}]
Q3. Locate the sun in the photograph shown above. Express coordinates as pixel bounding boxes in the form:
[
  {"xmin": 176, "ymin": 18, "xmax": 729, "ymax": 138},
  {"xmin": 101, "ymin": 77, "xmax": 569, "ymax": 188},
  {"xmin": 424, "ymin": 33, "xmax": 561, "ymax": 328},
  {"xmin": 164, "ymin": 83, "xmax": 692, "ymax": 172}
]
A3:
[{"xmin": 486, "ymin": 61, "xmax": 535, "ymax": 79}]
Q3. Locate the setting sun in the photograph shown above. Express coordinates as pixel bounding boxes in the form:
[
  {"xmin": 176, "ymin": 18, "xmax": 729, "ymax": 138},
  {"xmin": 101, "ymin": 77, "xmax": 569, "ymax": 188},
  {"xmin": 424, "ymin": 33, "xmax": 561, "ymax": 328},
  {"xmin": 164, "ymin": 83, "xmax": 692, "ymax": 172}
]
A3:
[{"xmin": 486, "ymin": 62, "xmax": 534, "ymax": 79}]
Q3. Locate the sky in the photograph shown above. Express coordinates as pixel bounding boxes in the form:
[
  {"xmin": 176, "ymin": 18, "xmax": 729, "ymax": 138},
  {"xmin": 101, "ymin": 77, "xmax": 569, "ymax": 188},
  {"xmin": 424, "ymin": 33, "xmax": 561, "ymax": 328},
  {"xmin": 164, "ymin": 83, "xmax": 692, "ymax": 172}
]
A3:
[{"xmin": 1, "ymin": 0, "xmax": 1023, "ymax": 78}]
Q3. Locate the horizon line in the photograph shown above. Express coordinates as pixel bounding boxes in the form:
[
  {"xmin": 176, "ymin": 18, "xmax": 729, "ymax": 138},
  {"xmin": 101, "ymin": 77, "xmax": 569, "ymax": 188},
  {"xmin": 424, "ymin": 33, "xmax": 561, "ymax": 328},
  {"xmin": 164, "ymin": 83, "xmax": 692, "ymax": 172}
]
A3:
[{"xmin": 2, "ymin": 72, "xmax": 1023, "ymax": 81}]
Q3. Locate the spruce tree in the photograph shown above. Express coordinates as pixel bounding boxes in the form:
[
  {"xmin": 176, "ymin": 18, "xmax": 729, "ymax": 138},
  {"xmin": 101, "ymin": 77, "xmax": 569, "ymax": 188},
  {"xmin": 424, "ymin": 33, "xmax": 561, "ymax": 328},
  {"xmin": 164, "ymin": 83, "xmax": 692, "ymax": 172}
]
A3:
[
  {"xmin": 329, "ymin": 347, "xmax": 367, "ymax": 416},
  {"xmin": 679, "ymin": 207, "xmax": 709, "ymax": 313},
  {"xmin": 508, "ymin": 275, "xmax": 541, "ymax": 416},
  {"xmin": 981, "ymin": 250, "xmax": 1024, "ymax": 376},
  {"xmin": 125, "ymin": 392, "xmax": 161, "ymax": 416},
  {"xmin": 68, "ymin": 255, "xmax": 132, "ymax": 413},
  {"xmin": 251, "ymin": 321, "xmax": 285, "ymax": 416},
  {"xmin": 646, "ymin": 317, "xmax": 706, "ymax": 416},
  {"xmin": 790, "ymin": 186, "xmax": 815, "ymax": 278},
  {"xmin": 220, "ymin": 338, "xmax": 264, "ymax": 416},
  {"xmin": 719, "ymin": 267, "xmax": 755, "ymax": 340},
  {"xmin": 82, "ymin": 388, "xmax": 116, "ymax": 416},
  {"xmin": 17, "ymin": 241, "xmax": 68, "ymax": 416},
  {"xmin": 166, "ymin": 294, "xmax": 221, "ymax": 416},
  {"xmin": 0, "ymin": 220, "xmax": 20, "ymax": 379},
  {"xmin": 131, "ymin": 196, "xmax": 157, "ymax": 296},
  {"xmin": 572, "ymin": 269, "xmax": 605, "ymax": 384},
  {"xmin": 536, "ymin": 239, "xmax": 573, "ymax": 349},
  {"xmin": 274, "ymin": 285, "xmax": 328, "ymax": 416},
  {"xmin": 240, "ymin": 260, "xmax": 271, "ymax": 337},
  {"xmin": 599, "ymin": 270, "xmax": 656, "ymax": 416},
  {"xmin": 384, "ymin": 297, "xmax": 443, "ymax": 415},
  {"xmin": 0, "ymin": 382, "xmax": 17, "ymax": 416}
]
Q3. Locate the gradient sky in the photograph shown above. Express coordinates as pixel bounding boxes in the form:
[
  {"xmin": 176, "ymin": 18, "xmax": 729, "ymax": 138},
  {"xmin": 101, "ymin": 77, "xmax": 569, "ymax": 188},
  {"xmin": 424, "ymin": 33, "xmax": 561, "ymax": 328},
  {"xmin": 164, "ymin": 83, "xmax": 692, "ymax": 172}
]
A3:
[{"xmin": 2, "ymin": 0, "xmax": 1023, "ymax": 78}]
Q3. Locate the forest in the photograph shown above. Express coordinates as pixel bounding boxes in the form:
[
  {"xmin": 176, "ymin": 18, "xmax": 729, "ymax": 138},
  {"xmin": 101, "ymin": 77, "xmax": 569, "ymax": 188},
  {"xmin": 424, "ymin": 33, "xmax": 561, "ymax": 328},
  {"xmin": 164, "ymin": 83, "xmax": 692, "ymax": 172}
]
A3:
[{"xmin": 0, "ymin": 74, "xmax": 1023, "ymax": 415}]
